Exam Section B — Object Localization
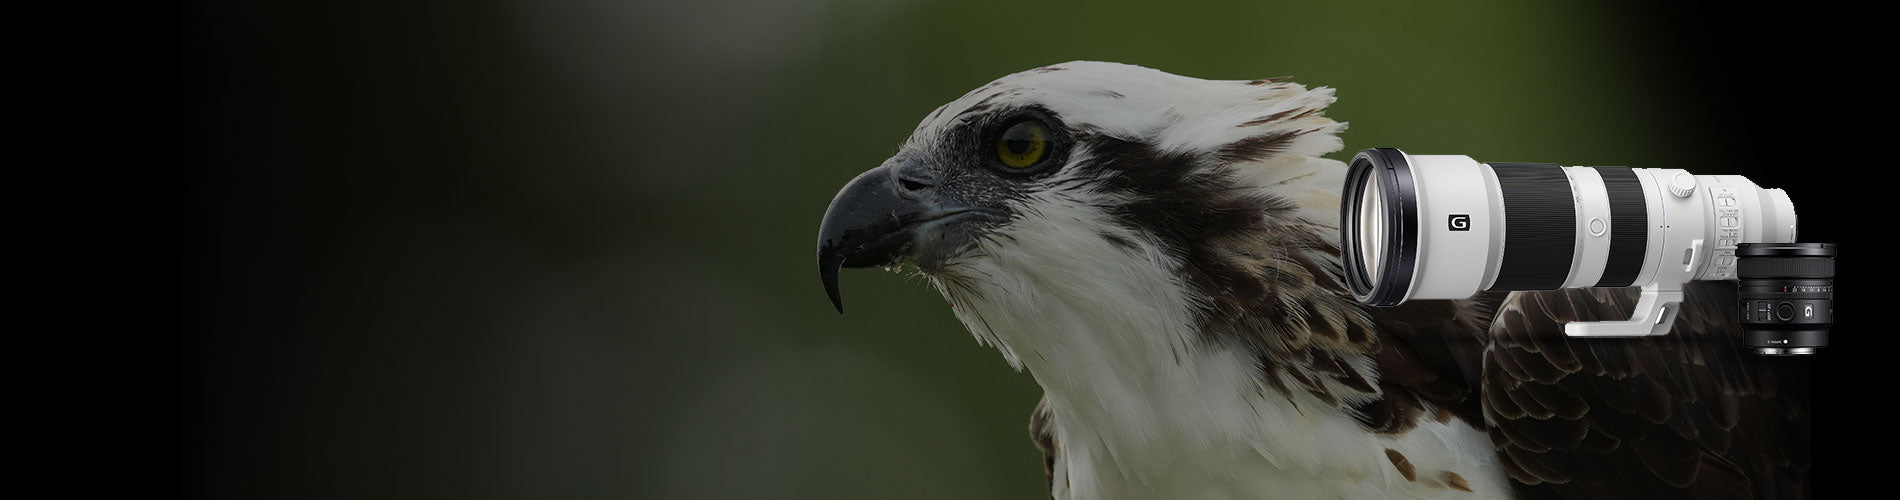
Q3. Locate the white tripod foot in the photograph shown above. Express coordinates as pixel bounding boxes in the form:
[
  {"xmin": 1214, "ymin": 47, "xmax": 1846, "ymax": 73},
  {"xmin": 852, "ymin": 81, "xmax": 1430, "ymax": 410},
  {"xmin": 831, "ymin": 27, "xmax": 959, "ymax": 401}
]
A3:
[{"xmin": 1563, "ymin": 283, "xmax": 1683, "ymax": 337}]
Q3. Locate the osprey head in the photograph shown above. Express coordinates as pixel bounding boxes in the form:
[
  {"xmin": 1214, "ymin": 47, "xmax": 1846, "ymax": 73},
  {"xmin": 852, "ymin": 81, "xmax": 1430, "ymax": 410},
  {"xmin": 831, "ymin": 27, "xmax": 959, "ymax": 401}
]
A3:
[{"xmin": 819, "ymin": 61, "xmax": 1349, "ymax": 320}]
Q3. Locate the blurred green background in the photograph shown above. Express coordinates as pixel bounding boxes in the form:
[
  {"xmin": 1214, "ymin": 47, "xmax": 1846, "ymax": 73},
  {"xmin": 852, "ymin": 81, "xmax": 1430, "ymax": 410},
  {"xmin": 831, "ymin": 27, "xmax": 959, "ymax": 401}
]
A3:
[{"xmin": 184, "ymin": 1, "xmax": 1857, "ymax": 499}]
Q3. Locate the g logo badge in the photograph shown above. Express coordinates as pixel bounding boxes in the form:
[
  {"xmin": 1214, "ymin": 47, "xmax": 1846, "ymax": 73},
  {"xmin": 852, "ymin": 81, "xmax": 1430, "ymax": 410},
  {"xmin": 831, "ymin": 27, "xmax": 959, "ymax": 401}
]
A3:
[{"xmin": 1448, "ymin": 214, "xmax": 1471, "ymax": 231}]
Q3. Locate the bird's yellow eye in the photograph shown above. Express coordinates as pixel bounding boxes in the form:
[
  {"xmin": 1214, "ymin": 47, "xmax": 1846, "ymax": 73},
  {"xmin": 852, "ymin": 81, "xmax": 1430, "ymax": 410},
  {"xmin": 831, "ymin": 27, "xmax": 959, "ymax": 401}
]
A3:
[{"xmin": 996, "ymin": 120, "xmax": 1049, "ymax": 169}]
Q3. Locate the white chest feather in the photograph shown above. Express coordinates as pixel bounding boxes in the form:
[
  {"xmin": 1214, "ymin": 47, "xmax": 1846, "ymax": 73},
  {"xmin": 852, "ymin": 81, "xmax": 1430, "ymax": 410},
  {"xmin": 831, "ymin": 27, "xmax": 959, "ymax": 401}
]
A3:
[
  {"xmin": 932, "ymin": 198, "xmax": 1510, "ymax": 500},
  {"xmin": 1043, "ymin": 349, "xmax": 1511, "ymax": 500}
]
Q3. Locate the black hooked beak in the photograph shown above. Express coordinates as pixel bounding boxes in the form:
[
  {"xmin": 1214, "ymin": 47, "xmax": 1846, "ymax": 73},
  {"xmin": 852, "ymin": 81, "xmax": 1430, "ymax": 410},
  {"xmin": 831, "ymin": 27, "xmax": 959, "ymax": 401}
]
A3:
[{"xmin": 817, "ymin": 162, "xmax": 985, "ymax": 313}]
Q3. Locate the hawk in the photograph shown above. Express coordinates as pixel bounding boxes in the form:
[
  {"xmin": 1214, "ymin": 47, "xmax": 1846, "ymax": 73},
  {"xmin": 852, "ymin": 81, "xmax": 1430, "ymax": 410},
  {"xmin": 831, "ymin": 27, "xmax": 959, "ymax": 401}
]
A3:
[{"xmin": 816, "ymin": 61, "xmax": 1809, "ymax": 499}]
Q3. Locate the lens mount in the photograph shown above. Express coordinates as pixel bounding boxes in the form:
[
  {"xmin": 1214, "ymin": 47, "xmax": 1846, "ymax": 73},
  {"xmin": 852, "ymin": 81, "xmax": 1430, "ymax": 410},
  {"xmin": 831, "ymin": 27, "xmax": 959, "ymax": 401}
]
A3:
[{"xmin": 1342, "ymin": 148, "xmax": 1419, "ymax": 306}]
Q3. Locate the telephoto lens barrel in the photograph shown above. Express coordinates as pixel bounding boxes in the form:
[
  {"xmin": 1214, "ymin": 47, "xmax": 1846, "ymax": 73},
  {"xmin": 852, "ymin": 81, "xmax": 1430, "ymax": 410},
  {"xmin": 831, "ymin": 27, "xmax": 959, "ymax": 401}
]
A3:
[
  {"xmin": 1342, "ymin": 147, "xmax": 1804, "ymax": 342},
  {"xmin": 1738, "ymin": 243, "xmax": 1835, "ymax": 355}
]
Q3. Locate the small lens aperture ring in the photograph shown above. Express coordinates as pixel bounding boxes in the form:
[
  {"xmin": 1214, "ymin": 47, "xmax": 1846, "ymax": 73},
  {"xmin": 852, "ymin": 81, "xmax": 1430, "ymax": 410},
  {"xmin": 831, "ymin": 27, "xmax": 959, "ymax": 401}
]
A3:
[{"xmin": 1486, "ymin": 163, "xmax": 1575, "ymax": 291}]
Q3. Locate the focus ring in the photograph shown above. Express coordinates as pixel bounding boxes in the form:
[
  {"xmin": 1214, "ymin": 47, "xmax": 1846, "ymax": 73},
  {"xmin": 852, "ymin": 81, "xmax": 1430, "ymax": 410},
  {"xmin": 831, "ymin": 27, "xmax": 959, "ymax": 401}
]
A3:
[
  {"xmin": 1594, "ymin": 167, "xmax": 1647, "ymax": 287},
  {"xmin": 1738, "ymin": 257, "xmax": 1835, "ymax": 278},
  {"xmin": 1487, "ymin": 163, "xmax": 1575, "ymax": 291}
]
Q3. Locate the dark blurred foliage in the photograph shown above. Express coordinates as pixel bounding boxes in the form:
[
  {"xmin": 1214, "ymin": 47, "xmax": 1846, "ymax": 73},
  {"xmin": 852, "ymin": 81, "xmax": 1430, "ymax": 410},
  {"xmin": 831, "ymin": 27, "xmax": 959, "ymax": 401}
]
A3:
[{"xmin": 183, "ymin": 1, "xmax": 1883, "ymax": 498}]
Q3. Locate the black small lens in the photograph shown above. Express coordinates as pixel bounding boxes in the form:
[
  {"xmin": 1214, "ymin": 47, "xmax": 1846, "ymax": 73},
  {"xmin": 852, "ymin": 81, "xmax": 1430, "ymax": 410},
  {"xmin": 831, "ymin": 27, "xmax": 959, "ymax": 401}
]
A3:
[{"xmin": 1737, "ymin": 242, "xmax": 1835, "ymax": 355}]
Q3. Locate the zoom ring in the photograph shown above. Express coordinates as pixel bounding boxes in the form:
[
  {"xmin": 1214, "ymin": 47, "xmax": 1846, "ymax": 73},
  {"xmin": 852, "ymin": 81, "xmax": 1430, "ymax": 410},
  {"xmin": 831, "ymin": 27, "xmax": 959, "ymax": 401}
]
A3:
[{"xmin": 1487, "ymin": 163, "xmax": 1575, "ymax": 291}]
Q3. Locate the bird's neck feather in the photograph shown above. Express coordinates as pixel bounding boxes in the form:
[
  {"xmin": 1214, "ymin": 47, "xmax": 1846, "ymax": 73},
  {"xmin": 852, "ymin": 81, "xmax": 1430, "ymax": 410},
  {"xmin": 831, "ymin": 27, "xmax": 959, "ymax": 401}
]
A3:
[{"xmin": 929, "ymin": 155, "xmax": 1389, "ymax": 482}]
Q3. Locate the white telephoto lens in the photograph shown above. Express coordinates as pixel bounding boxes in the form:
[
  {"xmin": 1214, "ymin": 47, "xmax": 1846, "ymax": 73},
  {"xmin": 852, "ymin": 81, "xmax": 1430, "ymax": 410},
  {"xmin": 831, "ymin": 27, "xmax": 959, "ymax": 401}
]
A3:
[{"xmin": 1340, "ymin": 148, "xmax": 1797, "ymax": 337}]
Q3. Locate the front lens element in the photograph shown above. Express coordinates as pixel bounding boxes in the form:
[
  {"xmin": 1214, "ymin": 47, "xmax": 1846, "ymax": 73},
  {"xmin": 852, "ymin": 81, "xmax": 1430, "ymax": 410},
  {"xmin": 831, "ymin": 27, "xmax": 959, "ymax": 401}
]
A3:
[
  {"xmin": 1359, "ymin": 172, "xmax": 1385, "ymax": 283},
  {"xmin": 1341, "ymin": 148, "xmax": 1418, "ymax": 306}
]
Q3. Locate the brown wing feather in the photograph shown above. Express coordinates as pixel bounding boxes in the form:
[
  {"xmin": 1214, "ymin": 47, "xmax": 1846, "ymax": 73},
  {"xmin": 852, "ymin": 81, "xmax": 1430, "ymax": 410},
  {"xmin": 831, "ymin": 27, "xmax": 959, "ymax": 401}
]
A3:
[
  {"xmin": 1352, "ymin": 292, "xmax": 1510, "ymax": 434},
  {"xmin": 1485, "ymin": 282, "xmax": 1811, "ymax": 499}
]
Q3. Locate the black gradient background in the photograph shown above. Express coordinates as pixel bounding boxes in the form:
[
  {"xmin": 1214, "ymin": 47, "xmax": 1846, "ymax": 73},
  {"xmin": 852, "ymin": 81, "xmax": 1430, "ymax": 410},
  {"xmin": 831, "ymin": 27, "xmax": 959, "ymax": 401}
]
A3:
[{"xmin": 182, "ymin": 1, "xmax": 1881, "ymax": 498}]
